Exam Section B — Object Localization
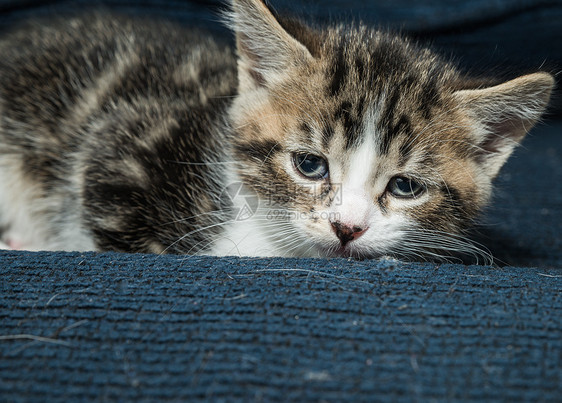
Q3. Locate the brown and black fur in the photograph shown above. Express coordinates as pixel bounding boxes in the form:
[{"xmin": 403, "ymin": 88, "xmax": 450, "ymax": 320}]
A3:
[
  {"xmin": 0, "ymin": 0, "xmax": 554, "ymax": 261},
  {"xmin": 0, "ymin": 14, "xmax": 237, "ymax": 253}
]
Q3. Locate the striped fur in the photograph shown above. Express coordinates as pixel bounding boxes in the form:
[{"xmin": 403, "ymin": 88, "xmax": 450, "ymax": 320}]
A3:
[{"xmin": 0, "ymin": 0, "xmax": 554, "ymax": 262}]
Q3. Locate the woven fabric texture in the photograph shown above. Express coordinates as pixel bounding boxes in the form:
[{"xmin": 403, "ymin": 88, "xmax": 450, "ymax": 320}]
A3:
[{"xmin": 1, "ymin": 251, "xmax": 561, "ymax": 401}]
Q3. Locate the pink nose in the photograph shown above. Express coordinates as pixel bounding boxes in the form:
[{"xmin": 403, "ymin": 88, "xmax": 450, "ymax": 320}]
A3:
[{"xmin": 330, "ymin": 221, "xmax": 368, "ymax": 247}]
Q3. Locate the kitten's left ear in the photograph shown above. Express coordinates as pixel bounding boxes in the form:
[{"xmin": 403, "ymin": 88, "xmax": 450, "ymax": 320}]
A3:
[
  {"xmin": 454, "ymin": 72, "xmax": 555, "ymax": 178},
  {"xmin": 227, "ymin": 0, "xmax": 315, "ymax": 90}
]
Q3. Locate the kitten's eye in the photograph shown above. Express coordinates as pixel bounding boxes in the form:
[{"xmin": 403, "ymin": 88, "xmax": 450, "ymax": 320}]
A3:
[
  {"xmin": 388, "ymin": 176, "xmax": 425, "ymax": 198},
  {"xmin": 293, "ymin": 152, "xmax": 329, "ymax": 180}
]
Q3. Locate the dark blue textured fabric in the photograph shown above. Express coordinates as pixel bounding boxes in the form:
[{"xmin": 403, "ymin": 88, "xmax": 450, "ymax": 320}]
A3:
[
  {"xmin": 1, "ymin": 251, "xmax": 561, "ymax": 401},
  {"xmin": 1, "ymin": 1, "xmax": 561, "ymax": 401}
]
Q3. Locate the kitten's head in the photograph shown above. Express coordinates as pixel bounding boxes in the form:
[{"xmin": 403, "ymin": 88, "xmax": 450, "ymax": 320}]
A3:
[{"xmin": 226, "ymin": 0, "xmax": 554, "ymax": 260}]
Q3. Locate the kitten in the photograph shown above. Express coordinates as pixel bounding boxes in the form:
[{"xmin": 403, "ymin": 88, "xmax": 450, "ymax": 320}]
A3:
[{"xmin": 0, "ymin": 0, "xmax": 554, "ymax": 261}]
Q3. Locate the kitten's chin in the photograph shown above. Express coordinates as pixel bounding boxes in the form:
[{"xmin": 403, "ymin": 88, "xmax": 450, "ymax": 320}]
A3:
[{"xmin": 318, "ymin": 243, "xmax": 374, "ymax": 259}]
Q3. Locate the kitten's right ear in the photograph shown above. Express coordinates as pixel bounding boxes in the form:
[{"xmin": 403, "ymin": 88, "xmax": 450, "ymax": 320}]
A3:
[
  {"xmin": 227, "ymin": 0, "xmax": 314, "ymax": 91},
  {"xmin": 454, "ymin": 72, "xmax": 555, "ymax": 178}
]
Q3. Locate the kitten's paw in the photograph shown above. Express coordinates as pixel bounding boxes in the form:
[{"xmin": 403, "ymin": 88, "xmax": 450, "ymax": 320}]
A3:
[{"xmin": 0, "ymin": 238, "xmax": 24, "ymax": 250}]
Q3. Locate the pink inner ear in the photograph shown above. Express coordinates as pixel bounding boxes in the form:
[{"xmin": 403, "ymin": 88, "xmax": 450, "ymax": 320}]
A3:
[
  {"xmin": 456, "ymin": 72, "xmax": 554, "ymax": 164},
  {"xmin": 481, "ymin": 118, "xmax": 526, "ymax": 154}
]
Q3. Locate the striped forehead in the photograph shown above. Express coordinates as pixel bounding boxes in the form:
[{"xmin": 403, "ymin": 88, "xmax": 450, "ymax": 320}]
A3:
[
  {"xmin": 318, "ymin": 38, "xmax": 442, "ymax": 158},
  {"xmin": 317, "ymin": 92, "xmax": 380, "ymax": 151},
  {"xmin": 325, "ymin": 84, "xmax": 427, "ymax": 172},
  {"xmin": 324, "ymin": 94, "xmax": 385, "ymax": 151}
]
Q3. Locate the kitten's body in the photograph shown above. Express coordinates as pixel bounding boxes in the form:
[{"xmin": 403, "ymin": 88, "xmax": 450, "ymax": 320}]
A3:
[
  {"xmin": 0, "ymin": 1, "xmax": 554, "ymax": 260},
  {"xmin": 0, "ymin": 15, "xmax": 239, "ymax": 254}
]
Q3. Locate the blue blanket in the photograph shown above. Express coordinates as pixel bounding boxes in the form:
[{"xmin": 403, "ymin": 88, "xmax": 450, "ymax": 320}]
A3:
[
  {"xmin": 1, "ymin": 251, "xmax": 561, "ymax": 401},
  {"xmin": 1, "ymin": 1, "xmax": 561, "ymax": 401}
]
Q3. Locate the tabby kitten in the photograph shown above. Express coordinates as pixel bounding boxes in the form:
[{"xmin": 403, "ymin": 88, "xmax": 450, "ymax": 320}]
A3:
[{"xmin": 0, "ymin": 0, "xmax": 554, "ymax": 261}]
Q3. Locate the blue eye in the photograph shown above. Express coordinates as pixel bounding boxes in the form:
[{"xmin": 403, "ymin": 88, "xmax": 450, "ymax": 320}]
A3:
[
  {"xmin": 388, "ymin": 176, "xmax": 425, "ymax": 198},
  {"xmin": 293, "ymin": 152, "xmax": 329, "ymax": 180}
]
